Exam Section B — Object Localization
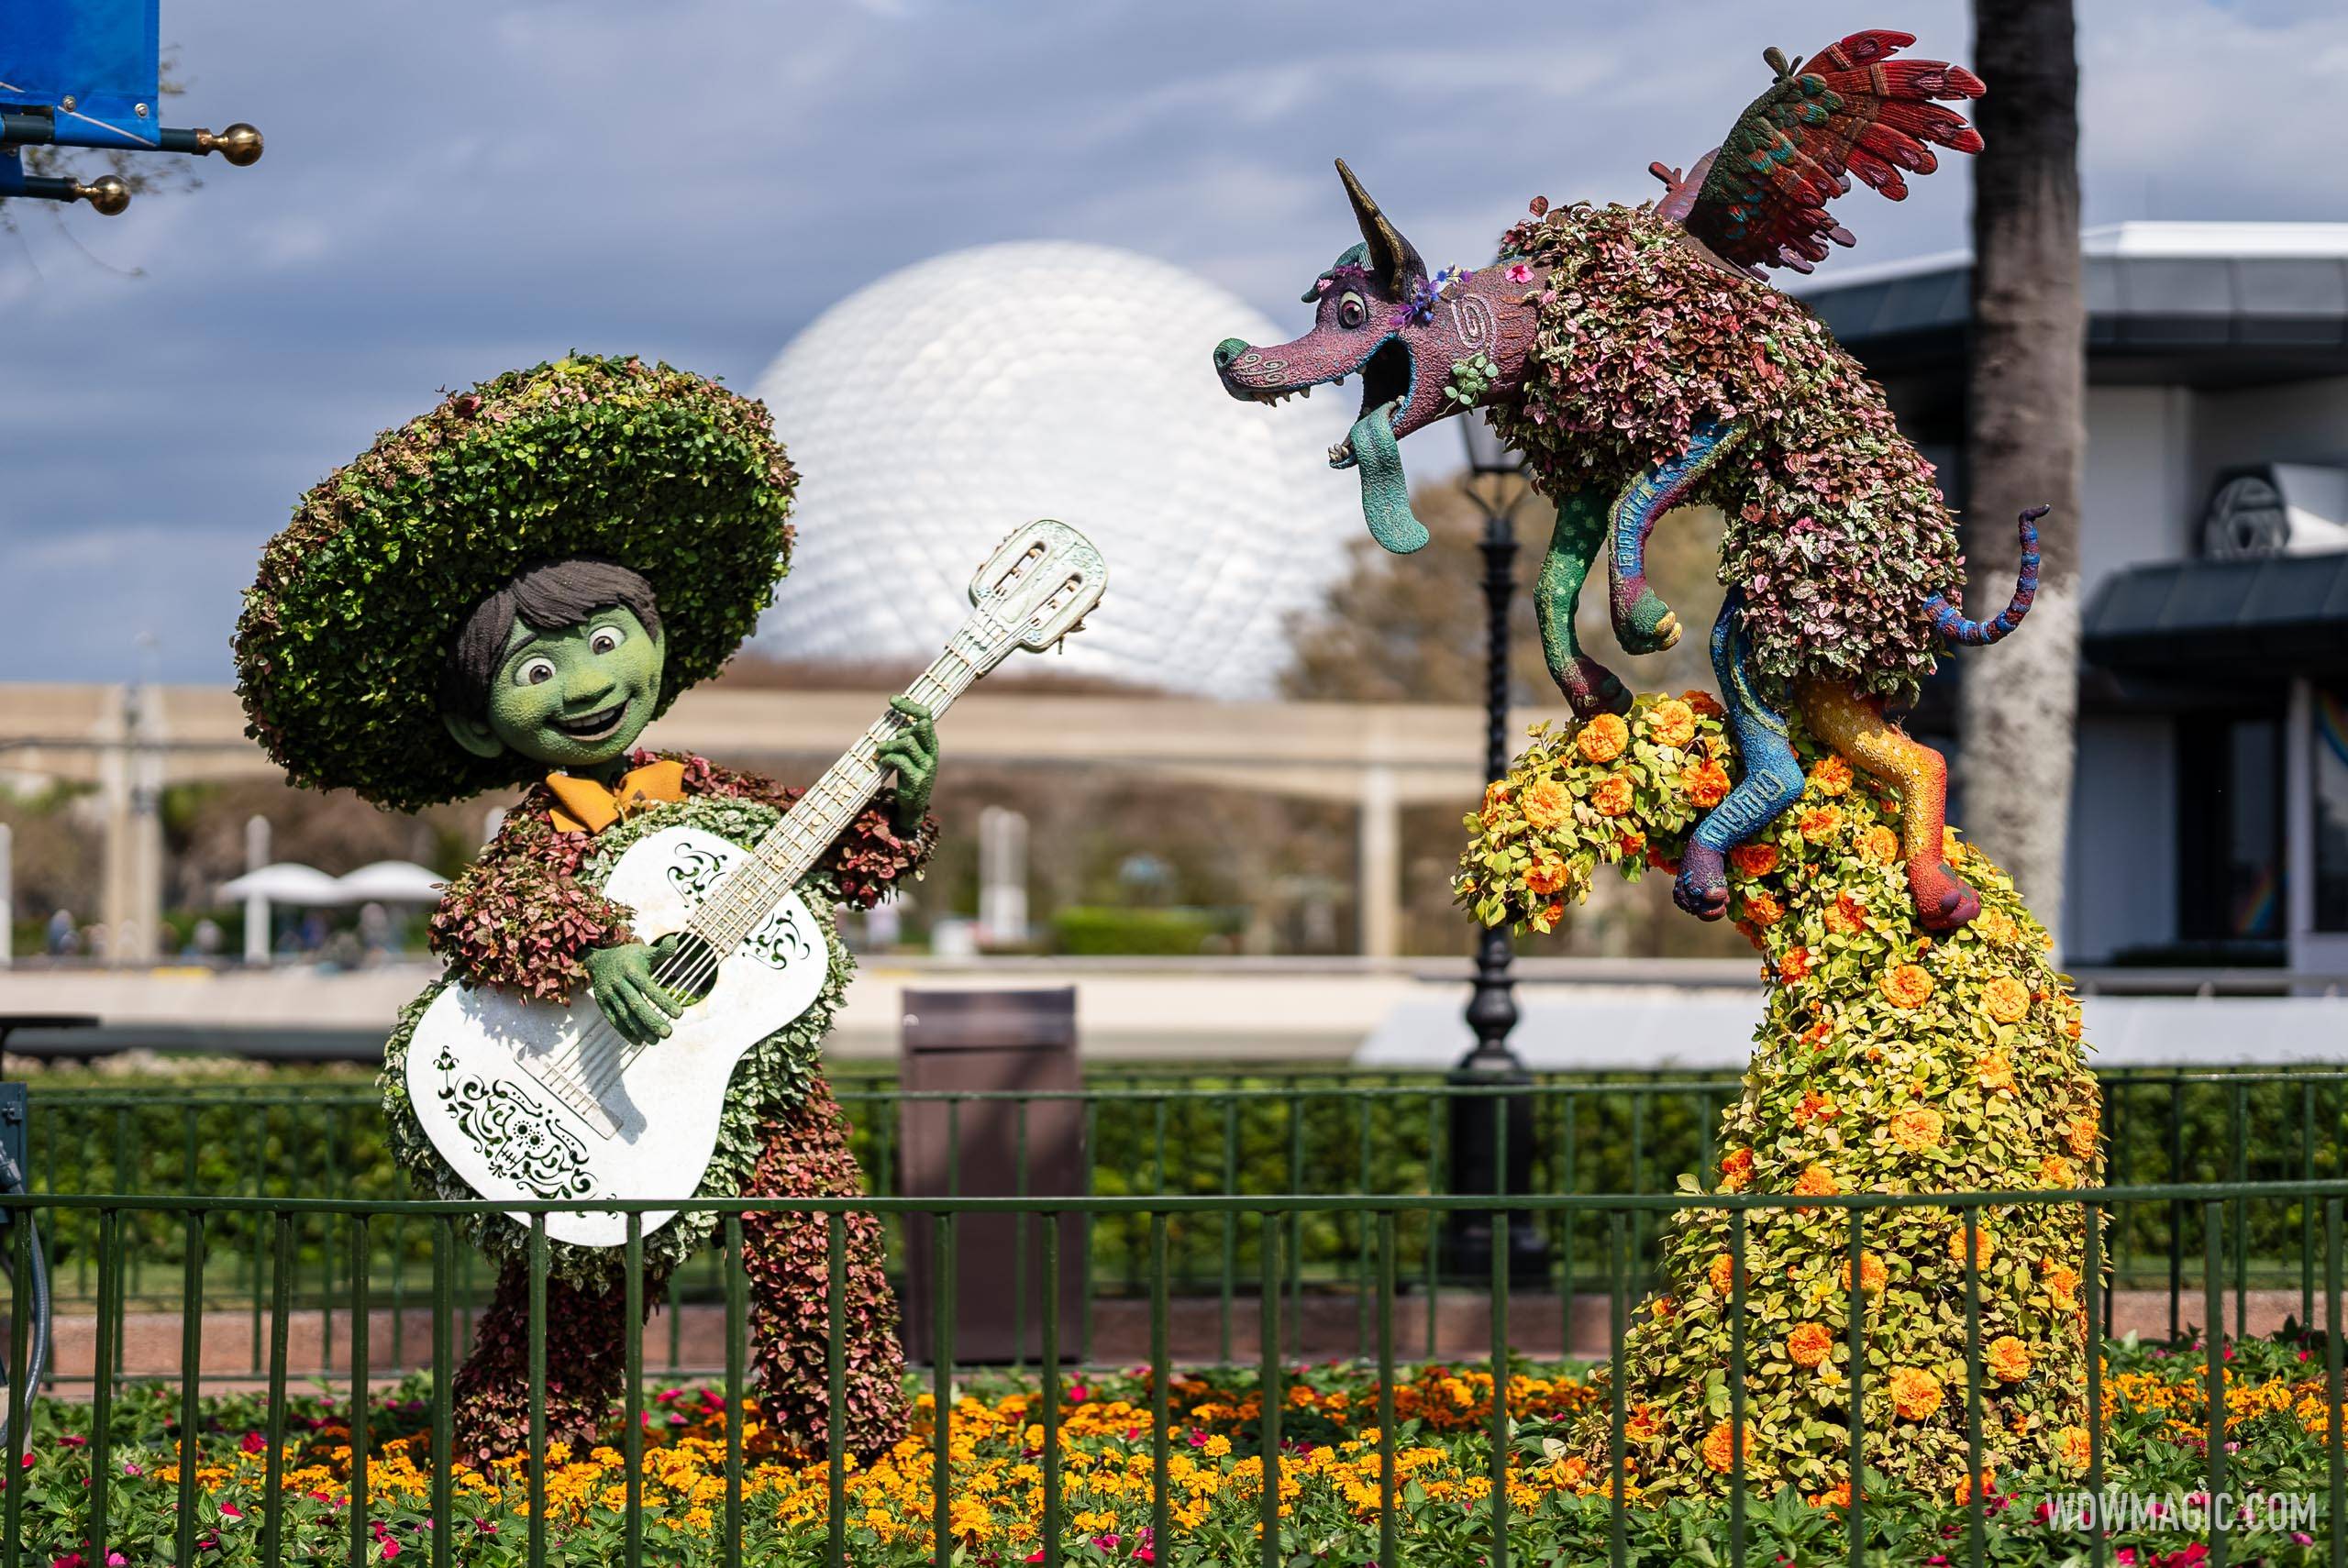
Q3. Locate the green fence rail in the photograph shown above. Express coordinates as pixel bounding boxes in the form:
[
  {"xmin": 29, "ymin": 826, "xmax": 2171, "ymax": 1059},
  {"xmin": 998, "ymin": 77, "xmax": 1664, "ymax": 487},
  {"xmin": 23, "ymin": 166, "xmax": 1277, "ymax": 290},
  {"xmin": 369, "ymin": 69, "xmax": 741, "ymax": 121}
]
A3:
[
  {"xmin": 17, "ymin": 1069, "xmax": 2348, "ymax": 1320},
  {"xmin": 0, "ymin": 1183, "xmax": 2342, "ymax": 1566}
]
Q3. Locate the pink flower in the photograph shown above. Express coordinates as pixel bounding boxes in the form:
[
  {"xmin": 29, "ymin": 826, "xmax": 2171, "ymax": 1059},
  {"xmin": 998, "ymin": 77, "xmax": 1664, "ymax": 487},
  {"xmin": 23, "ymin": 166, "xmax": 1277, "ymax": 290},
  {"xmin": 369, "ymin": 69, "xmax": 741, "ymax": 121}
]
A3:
[
  {"xmin": 59, "ymin": 1435, "xmax": 85, "ymax": 1449},
  {"xmin": 219, "ymin": 1505, "xmax": 243, "ymax": 1521},
  {"xmin": 239, "ymin": 1432, "xmax": 268, "ymax": 1455},
  {"xmin": 1506, "ymin": 262, "xmax": 1534, "ymax": 283}
]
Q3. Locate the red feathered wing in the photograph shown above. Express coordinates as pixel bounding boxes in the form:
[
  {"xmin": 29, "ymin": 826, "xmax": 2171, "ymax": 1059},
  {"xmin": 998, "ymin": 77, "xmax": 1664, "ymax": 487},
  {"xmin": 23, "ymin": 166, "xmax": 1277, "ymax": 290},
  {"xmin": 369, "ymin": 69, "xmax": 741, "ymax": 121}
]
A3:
[{"xmin": 1650, "ymin": 30, "xmax": 1985, "ymax": 278}]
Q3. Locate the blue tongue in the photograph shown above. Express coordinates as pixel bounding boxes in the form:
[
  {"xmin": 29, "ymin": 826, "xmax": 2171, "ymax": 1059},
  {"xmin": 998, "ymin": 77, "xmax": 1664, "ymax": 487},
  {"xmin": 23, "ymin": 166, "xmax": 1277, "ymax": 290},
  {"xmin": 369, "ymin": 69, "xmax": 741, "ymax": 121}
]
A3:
[{"xmin": 1346, "ymin": 402, "xmax": 1429, "ymax": 555}]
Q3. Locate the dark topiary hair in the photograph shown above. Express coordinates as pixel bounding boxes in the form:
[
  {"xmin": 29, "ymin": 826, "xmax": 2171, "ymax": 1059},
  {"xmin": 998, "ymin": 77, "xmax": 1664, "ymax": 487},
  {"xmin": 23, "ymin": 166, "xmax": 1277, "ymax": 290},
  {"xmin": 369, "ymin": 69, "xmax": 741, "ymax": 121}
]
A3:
[
  {"xmin": 439, "ymin": 558, "xmax": 664, "ymax": 722},
  {"xmin": 234, "ymin": 355, "xmax": 796, "ymax": 811}
]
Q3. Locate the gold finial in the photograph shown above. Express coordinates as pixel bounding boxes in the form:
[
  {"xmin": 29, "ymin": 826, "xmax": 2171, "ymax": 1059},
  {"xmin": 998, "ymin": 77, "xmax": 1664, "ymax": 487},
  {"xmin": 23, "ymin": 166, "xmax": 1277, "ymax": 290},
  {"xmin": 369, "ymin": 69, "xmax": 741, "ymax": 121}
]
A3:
[
  {"xmin": 74, "ymin": 175, "xmax": 130, "ymax": 215},
  {"xmin": 197, "ymin": 123, "xmax": 265, "ymax": 166}
]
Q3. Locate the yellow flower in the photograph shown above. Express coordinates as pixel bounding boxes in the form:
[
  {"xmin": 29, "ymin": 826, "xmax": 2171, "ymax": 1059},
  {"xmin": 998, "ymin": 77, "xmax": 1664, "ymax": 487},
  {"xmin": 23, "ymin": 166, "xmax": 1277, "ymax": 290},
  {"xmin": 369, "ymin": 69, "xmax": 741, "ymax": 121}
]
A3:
[
  {"xmin": 1521, "ymin": 778, "xmax": 1571, "ymax": 829},
  {"xmin": 1976, "ymin": 910, "xmax": 2021, "ymax": 946},
  {"xmin": 2040, "ymin": 1154, "xmax": 2076, "ymax": 1187},
  {"xmin": 1681, "ymin": 758, "xmax": 1731, "ymax": 808},
  {"xmin": 1888, "ymin": 1106, "xmax": 1944, "ymax": 1153},
  {"xmin": 1987, "ymin": 1336, "xmax": 2032, "ymax": 1383},
  {"xmin": 1841, "ymin": 1253, "xmax": 1887, "ymax": 1295},
  {"xmin": 1576, "ymin": 712, "xmax": 1629, "ymax": 764},
  {"xmin": 1888, "ymin": 1366, "xmax": 1944, "ymax": 1421},
  {"xmin": 1644, "ymin": 699, "xmax": 1697, "ymax": 748},
  {"xmin": 1590, "ymin": 772, "xmax": 1634, "ymax": 817},
  {"xmin": 1787, "ymin": 1322, "xmax": 1833, "ymax": 1369},
  {"xmin": 1860, "ymin": 825, "xmax": 1899, "ymax": 866},
  {"xmin": 1792, "ymin": 1165, "xmax": 1839, "ymax": 1198},
  {"xmin": 2066, "ymin": 1114, "xmax": 2099, "ymax": 1159},
  {"xmin": 1701, "ymin": 1420, "xmax": 1741, "ymax": 1474},
  {"xmin": 1948, "ymin": 1225, "xmax": 1993, "ymax": 1269},
  {"xmin": 2056, "ymin": 1425, "xmax": 2093, "ymax": 1472},
  {"xmin": 1977, "ymin": 1051, "xmax": 2014, "ymax": 1092},
  {"xmin": 1982, "ymin": 976, "xmax": 2031, "ymax": 1024},
  {"xmin": 1879, "ymin": 964, "xmax": 1934, "ymax": 1009},
  {"xmin": 1942, "ymin": 825, "xmax": 1963, "ymax": 860},
  {"xmin": 2043, "ymin": 1263, "xmax": 2081, "ymax": 1302},
  {"xmin": 1810, "ymin": 756, "xmax": 1853, "ymax": 797}
]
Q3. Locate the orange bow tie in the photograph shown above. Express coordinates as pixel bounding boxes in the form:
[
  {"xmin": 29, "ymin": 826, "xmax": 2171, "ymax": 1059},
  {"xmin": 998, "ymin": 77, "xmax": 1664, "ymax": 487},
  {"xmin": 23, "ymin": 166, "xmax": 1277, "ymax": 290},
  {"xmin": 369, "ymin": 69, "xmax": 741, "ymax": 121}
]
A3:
[{"xmin": 546, "ymin": 758, "xmax": 688, "ymax": 835}]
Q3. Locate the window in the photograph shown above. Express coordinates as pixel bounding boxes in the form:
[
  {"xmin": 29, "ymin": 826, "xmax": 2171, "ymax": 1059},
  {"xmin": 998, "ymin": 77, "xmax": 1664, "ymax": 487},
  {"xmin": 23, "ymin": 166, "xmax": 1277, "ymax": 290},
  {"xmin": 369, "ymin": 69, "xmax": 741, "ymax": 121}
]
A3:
[
  {"xmin": 2177, "ymin": 714, "xmax": 2284, "ymax": 944},
  {"xmin": 2316, "ymin": 686, "xmax": 2348, "ymax": 933}
]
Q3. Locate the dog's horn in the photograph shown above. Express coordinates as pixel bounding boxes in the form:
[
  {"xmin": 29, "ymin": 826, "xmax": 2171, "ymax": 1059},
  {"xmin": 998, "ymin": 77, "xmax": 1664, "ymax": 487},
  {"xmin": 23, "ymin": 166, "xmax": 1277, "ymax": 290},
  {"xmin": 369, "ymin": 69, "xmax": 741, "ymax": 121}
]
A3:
[{"xmin": 1335, "ymin": 158, "xmax": 1424, "ymax": 296}]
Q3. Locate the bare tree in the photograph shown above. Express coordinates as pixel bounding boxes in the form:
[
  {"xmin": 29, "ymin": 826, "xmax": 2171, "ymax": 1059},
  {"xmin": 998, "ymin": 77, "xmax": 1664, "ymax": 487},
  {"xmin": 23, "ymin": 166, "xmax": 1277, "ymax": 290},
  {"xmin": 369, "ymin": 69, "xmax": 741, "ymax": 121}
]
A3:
[{"xmin": 1958, "ymin": 0, "xmax": 2086, "ymax": 944}]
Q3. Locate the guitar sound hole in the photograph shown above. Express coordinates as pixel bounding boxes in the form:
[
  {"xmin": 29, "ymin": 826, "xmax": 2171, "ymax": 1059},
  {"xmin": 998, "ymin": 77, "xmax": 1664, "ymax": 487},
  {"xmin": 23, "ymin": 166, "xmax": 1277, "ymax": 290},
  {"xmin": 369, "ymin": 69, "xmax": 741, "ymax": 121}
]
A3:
[{"xmin": 651, "ymin": 933, "xmax": 721, "ymax": 1007}]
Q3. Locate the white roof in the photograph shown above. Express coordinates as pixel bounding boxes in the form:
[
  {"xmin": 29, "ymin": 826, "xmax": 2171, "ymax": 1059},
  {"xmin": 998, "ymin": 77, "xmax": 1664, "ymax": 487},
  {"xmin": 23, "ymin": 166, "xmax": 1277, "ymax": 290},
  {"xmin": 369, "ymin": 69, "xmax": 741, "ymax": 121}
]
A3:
[{"xmin": 1791, "ymin": 221, "xmax": 2348, "ymax": 295}]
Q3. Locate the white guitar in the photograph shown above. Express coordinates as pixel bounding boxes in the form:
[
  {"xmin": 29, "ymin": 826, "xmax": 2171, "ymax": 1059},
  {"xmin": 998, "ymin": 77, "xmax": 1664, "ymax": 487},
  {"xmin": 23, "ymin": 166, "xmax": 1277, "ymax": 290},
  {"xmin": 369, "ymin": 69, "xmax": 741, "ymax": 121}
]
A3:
[{"xmin": 405, "ymin": 519, "xmax": 1108, "ymax": 1245}]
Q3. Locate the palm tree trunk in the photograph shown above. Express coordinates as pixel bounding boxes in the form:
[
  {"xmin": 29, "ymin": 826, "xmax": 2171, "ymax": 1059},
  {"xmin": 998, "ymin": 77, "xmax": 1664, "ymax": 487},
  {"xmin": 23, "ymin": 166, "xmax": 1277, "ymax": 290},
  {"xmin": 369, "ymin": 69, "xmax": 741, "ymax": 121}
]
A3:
[{"xmin": 1959, "ymin": 0, "xmax": 2086, "ymax": 947}]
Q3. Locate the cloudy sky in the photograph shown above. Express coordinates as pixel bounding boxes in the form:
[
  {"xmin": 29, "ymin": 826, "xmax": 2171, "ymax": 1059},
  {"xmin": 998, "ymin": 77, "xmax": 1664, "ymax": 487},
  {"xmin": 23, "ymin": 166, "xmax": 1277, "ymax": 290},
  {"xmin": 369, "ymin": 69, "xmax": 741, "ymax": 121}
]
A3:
[{"xmin": 2, "ymin": 0, "xmax": 2341, "ymax": 685}]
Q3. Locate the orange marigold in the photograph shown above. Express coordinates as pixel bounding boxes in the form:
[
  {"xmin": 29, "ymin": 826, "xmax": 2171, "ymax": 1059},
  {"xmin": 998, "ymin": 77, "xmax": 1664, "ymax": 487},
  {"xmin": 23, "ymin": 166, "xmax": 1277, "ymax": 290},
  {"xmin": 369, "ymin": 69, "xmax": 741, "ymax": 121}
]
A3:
[
  {"xmin": 1879, "ymin": 964, "xmax": 1934, "ymax": 1009},
  {"xmin": 1787, "ymin": 1321, "xmax": 1833, "ymax": 1368},
  {"xmin": 1521, "ymin": 778, "xmax": 1571, "ymax": 829},
  {"xmin": 1809, "ymin": 1480, "xmax": 1853, "ymax": 1511},
  {"xmin": 1523, "ymin": 854, "xmax": 1569, "ymax": 897},
  {"xmin": 1616, "ymin": 830, "xmax": 1645, "ymax": 858},
  {"xmin": 1841, "ymin": 1253, "xmax": 1888, "ymax": 1295},
  {"xmin": 1809, "ymin": 755, "xmax": 1854, "ymax": 797},
  {"xmin": 1792, "ymin": 1165, "xmax": 1839, "ymax": 1198},
  {"xmin": 1859, "ymin": 825, "xmax": 1899, "ymax": 866},
  {"xmin": 2056, "ymin": 1425, "xmax": 2093, "ymax": 1471},
  {"xmin": 1681, "ymin": 758, "xmax": 1732, "ymax": 808},
  {"xmin": 1888, "ymin": 1366, "xmax": 1944, "ymax": 1421},
  {"xmin": 1576, "ymin": 712, "xmax": 1630, "ymax": 764},
  {"xmin": 1743, "ymin": 890, "xmax": 1786, "ymax": 928},
  {"xmin": 1682, "ymin": 689, "xmax": 1724, "ymax": 718},
  {"xmin": 1777, "ymin": 945, "xmax": 1813, "ymax": 983},
  {"xmin": 1707, "ymin": 1253, "xmax": 1741, "ymax": 1296},
  {"xmin": 1977, "ymin": 1051, "xmax": 2015, "ymax": 1092},
  {"xmin": 1729, "ymin": 842, "xmax": 1780, "ymax": 877},
  {"xmin": 1625, "ymin": 1403, "xmax": 1660, "ymax": 1444},
  {"xmin": 2040, "ymin": 1155, "xmax": 2076, "ymax": 1187},
  {"xmin": 1719, "ymin": 1148, "xmax": 1755, "ymax": 1193},
  {"xmin": 2043, "ymin": 1264, "xmax": 2081, "ymax": 1302},
  {"xmin": 1644, "ymin": 699, "xmax": 1697, "ymax": 749},
  {"xmin": 1794, "ymin": 1090, "xmax": 1836, "ymax": 1126},
  {"xmin": 1987, "ymin": 1335, "xmax": 2032, "ymax": 1383},
  {"xmin": 1948, "ymin": 1224, "xmax": 1994, "ymax": 1269},
  {"xmin": 1954, "ymin": 1469, "xmax": 1996, "ymax": 1507},
  {"xmin": 1701, "ymin": 1419, "xmax": 1742, "ymax": 1474},
  {"xmin": 1591, "ymin": 773, "xmax": 1634, "ymax": 817},
  {"xmin": 1888, "ymin": 1106, "xmax": 1944, "ymax": 1153},
  {"xmin": 1983, "ymin": 977, "xmax": 2032, "ymax": 1024},
  {"xmin": 1798, "ymin": 805, "xmax": 1843, "ymax": 844},
  {"xmin": 2066, "ymin": 1114, "xmax": 2099, "ymax": 1159},
  {"xmin": 1824, "ymin": 892, "xmax": 1868, "ymax": 935},
  {"xmin": 2066, "ymin": 1015, "xmax": 2084, "ymax": 1042}
]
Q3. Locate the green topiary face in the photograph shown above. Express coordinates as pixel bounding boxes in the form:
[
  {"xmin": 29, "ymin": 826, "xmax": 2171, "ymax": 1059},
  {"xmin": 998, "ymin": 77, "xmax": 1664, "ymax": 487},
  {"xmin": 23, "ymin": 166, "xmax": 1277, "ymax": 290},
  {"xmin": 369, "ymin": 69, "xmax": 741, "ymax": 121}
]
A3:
[
  {"xmin": 234, "ymin": 355, "xmax": 796, "ymax": 812},
  {"xmin": 444, "ymin": 606, "xmax": 665, "ymax": 773}
]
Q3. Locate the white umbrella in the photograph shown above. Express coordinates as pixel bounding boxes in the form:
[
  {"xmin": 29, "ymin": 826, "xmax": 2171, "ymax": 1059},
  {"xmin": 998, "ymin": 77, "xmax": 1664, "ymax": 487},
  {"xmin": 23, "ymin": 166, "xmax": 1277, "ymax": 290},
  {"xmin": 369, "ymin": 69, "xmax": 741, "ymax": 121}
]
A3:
[
  {"xmin": 218, "ymin": 863, "xmax": 347, "ymax": 907},
  {"xmin": 334, "ymin": 861, "xmax": 446, "ymax": 904}
]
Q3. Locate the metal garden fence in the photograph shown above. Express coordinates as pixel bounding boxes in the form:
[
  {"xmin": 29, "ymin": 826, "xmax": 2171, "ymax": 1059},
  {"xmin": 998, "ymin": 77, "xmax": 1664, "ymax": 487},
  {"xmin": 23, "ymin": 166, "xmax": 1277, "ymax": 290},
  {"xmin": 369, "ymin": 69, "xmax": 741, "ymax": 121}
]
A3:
[{"xmin": 0, "ymin": 1183, "xmax": 2341, "ymax": 1567}]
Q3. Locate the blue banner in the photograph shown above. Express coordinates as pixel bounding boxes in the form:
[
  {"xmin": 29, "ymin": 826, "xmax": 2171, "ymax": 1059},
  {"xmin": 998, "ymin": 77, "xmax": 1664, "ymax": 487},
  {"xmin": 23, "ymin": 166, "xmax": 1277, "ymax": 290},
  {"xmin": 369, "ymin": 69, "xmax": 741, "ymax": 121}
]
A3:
[{"xmin": 0, "ymin": 0, "xmax": 161, "ymax": 149}]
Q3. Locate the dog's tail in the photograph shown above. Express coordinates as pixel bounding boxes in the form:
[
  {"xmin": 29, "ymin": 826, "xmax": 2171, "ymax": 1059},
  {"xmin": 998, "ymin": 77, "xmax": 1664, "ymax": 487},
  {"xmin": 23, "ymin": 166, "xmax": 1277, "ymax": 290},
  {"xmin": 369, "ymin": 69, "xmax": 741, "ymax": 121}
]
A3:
[{"xmin": 1925, "ymin": 504, "xmax": 2045, "ymax": 646}]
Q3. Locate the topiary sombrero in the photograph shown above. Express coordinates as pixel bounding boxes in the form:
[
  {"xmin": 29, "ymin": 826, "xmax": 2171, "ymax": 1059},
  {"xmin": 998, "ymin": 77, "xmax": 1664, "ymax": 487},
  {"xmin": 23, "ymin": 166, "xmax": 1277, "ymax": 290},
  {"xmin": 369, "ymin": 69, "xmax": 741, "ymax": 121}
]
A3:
[{"xmin": 235, "ymin": 355, "xmax": 796, "ymax": 812}]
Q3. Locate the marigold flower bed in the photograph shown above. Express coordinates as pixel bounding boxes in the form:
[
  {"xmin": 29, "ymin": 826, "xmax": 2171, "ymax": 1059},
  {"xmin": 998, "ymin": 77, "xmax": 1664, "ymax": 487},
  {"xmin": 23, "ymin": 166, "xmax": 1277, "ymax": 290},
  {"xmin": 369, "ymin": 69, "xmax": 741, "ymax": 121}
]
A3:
[{"xmin": 12, "ymin": 1335, "xmax": 2339, "ymax": 1563}]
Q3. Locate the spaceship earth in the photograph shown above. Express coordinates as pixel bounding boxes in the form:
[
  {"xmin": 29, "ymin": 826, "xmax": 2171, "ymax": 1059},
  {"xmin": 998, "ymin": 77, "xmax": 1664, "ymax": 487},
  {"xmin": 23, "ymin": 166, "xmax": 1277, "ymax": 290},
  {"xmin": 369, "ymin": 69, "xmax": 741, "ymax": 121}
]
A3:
[{"xmin": 749, "ymin": 241, "xmax": 1359, "ymax": 697}]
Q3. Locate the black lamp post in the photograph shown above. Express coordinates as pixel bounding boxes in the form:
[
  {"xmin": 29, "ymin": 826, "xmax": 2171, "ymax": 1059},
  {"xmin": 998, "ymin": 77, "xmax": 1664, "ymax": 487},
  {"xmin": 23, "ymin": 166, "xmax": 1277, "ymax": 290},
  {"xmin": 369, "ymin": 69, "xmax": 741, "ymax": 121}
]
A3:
[{"xmin": 1439, "ymin": 415, "xmax": 1551, "ymax": 1285}]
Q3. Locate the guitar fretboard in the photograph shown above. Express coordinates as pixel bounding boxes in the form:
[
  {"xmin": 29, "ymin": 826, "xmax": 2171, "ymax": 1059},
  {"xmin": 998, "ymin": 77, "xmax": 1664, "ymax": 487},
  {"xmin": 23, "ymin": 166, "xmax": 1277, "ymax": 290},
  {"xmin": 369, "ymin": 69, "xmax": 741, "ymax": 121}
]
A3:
[{"xmin": 684, "ymin": 615, "xmax": 998, "ymax": 957}]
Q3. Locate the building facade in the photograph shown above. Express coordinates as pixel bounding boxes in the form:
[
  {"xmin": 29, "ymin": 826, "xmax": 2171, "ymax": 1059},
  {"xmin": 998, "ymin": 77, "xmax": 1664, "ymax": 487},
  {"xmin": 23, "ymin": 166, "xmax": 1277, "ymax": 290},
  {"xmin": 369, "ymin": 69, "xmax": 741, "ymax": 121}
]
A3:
[{"xmin": 1803, "ymin": 224, "xmax": 2348, "ymax": 981}]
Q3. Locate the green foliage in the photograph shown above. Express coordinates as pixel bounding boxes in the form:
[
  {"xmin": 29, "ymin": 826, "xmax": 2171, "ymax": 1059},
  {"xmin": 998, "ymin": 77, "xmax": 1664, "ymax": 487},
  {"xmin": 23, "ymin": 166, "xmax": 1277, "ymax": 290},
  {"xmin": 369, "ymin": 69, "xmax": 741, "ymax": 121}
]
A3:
[
  {"xmin": 1048, "ymin": 905, "xmax": 1241, "ymax": 956},
  {"xmin": 233, "ymin": 355, "xmax": 796, "ymax": 812}
]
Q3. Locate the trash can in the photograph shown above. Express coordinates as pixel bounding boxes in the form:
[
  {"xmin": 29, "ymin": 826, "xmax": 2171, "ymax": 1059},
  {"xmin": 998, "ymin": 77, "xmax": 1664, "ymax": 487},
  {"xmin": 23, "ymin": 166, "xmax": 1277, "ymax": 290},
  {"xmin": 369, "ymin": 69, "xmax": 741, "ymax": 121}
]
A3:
[{"xmin": 897, "ymin": 988, "xmax": 1087, "ymax": 1364}]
